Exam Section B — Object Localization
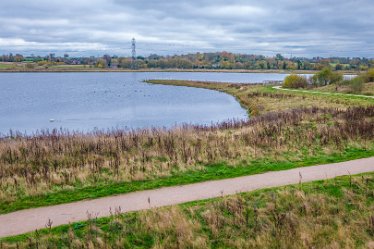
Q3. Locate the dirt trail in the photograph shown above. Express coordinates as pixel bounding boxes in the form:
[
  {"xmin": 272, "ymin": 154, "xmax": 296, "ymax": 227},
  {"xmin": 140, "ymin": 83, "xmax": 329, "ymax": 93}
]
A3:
[{"xmin": 1, "ymin": 157, "xmax": 373, "ymax": 238}]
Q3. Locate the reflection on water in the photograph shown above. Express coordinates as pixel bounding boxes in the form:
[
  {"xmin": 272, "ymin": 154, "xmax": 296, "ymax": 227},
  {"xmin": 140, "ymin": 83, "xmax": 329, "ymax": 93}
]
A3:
[{"xmin": 0, "ymin": 72, "xmax": 289, "ymax": 134}]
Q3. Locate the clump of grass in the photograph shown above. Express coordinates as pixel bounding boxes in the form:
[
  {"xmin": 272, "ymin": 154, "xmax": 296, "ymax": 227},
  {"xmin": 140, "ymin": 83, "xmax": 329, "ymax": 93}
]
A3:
[
  {"xmin": 2, "ymin": 173, "xmax": 373, "ymax": 248},
  {"xmin": 247, "ymin": 91, "xmax": 295, "ymax": 99}
]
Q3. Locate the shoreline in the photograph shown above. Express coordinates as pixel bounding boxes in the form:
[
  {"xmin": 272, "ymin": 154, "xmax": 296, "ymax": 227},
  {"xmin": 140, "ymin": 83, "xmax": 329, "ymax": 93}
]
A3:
[
  {"xmin": 0, "ymin": 79, "xmax": 373, "ymax": 217},
  {"xmin": 0, "ymin": 68, "xmax": 360, "ymax": 74}
]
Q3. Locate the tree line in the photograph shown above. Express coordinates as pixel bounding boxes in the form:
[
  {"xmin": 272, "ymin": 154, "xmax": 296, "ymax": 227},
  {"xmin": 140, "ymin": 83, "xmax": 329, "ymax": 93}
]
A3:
[
  {"xmin": 1, "ymin": 52, "xmax": 373, "ymax": 71},
  {"xmin": 283, "ymin": 68, "xmax": 374, "ymax": 93}
]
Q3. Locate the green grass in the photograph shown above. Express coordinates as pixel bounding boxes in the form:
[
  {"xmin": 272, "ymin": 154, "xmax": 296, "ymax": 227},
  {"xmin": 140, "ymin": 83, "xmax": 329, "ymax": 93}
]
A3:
[
  {"xmin": 269, "ymin": 85, "xmax": 374, "ymax": 101},
  {"xmin": 49, "ymin": 65, "xmax": 87, "ymax": 69},
  {"xmin": 2, "ymin": 171, "xmax": 373, "ymax": 248},
  {"xmin": 1, "ymin": 146, "xmax": 373, "ymax": 215},
  {"xmin": 312, "ymin": 82, "xmax": 374, "ymax": 96},
  {"xmin": 0, "ymin": 63, "xmax": 14, "ymax": 69}
]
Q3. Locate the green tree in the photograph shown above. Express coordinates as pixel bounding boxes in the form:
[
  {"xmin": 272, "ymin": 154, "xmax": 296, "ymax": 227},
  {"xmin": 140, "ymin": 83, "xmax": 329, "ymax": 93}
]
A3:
[
  {"xmin": 275, "ymin": 53, "xmax": 284, "ymax": 61},
  {"xmin": 312, "ymin": 67, "xmax": 343, "ymax": 86},
  {"xmin": 362, "ymin": 68, "xmax": 374, "ymax": 82},
  {"xmin": 335, "ymin": 64, "xmax": 343, "ymax": 70},
  {"xmin": 96, "ymin": 59, "xmax": 107, "ymax": 68}
]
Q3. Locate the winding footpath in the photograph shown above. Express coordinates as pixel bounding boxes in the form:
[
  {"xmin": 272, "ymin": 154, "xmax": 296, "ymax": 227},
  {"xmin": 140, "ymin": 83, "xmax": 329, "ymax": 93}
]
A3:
[
  {"xmin": 1, "ymin": 157, "xmax": 374, "ymax": 238},
  {"xmin": 273, "ymin": 85, "xmax": 374, "ymax": 99}
]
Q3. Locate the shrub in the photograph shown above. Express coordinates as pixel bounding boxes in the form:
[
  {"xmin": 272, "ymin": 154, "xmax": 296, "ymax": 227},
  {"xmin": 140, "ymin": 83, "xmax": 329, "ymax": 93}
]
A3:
[
  {"xmin": 25, "ymin": 63, "xmax": 35, "ymax": 69},
  {"xmin": 348, "ymin": 77, "xmax": 364, "ymax": 93},
  {"xmin": 283, "ymin": 74, "xmax": 308, "ymax": 89},
  {"xmin": 362, "ymin": 68, "xmax": 374, "ymax": 83},
  {"xmin": 311, "ymin": 67, "xmax": 343, "ymax": 86},
  {"xmin": 37, "ymin": 60, "xmax": 48, "ymax": 66}
]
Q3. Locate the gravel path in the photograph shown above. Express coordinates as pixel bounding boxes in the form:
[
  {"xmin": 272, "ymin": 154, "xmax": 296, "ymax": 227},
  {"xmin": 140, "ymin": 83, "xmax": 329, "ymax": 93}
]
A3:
[{"xmin": 1, "ymin": 157, "xmax": 374, "ymax": 238}]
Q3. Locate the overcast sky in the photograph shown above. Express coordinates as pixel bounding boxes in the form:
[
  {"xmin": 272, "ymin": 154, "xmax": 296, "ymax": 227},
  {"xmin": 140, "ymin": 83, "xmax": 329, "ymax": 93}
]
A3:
[{"xmin": 0, "ymin": 0, "xmax": 373, "ymax": 57}]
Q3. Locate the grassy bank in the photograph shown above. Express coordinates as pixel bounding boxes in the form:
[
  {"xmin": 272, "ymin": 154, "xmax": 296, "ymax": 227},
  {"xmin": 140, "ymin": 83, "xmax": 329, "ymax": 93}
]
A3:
[
  {"xmin": 0, "ymin": 81, "xmax": 373, "ymax": 214},
  {"xmin": 146, "ymin": 80, "xmax": 374, "ymax": 115},
  {"xmin": 2, "ymin": 172, "xmax": 373, "ymax": 248},
  {"xmin": 1, "ymin": 146, "xmax": 373, "ymax": 214},
  {"xmin": 314, "ymin": 82, "xmax": 374, "ymax": 96}
]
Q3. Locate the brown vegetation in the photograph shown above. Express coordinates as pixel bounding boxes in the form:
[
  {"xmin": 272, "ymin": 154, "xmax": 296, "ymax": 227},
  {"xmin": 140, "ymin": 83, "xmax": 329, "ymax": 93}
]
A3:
[
  {"xmin": 317, "ymin": 82, "xmax": 374, "ymax": 96},
  {"xmin": 1, "ymin": 106, "xmax": 373, "ymax": 203},
  {"xmin": 146, "ymin": 80, "xmax": 373, "ymax": 116}
]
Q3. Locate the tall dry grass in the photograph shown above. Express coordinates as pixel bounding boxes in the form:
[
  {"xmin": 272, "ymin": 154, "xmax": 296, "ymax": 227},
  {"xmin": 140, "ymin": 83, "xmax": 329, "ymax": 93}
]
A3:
[{"xmin": 0, "ymin": 106, "xmax": 373, "ymax": 202}]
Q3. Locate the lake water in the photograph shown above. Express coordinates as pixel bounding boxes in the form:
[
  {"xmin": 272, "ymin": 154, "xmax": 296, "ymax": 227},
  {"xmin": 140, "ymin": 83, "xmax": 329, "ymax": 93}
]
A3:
[{"xmin": 0, "ymin": 72, "xmax": 288, "ymax": 134}]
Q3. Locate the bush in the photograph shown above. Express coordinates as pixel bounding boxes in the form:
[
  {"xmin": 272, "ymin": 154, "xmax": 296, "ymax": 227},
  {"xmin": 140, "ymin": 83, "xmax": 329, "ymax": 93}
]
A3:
[
  {"xmin": 283, "ymin": 74, "xmax": 308, "ymax": 89},
  {"xmin": 342, "ymin": 77, "xmax": 364, "ymax": 93},
  {"xmin": 349, "ymin": 77, "xmax": 364, "ymax": 93},
  {"xmin": 25, "ymin": 63, "xmax": 35, "ymax": 69},
  {"xmin": 362, "ymin": 68, "xmax": 374, "ymax": 83},
  {"xmin": 311, "ymin": 67, "xmax": 343, "ymax": 86},
  {"xmin": 37, "ymin": 60, "xmax": 48, "ymax": 66}
]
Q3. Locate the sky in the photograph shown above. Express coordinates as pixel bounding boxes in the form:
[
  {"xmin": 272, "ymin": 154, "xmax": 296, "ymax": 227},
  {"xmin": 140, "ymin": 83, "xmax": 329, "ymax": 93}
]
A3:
[{"xmin": 0, "ymin": 0, "xmax": 373, "ymax": 57}]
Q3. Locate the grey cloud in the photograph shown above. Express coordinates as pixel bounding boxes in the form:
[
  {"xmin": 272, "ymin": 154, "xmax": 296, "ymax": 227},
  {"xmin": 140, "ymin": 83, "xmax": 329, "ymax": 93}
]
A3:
[{"xmin": 0, "ymin": 0, "xmax": 373, "ymax": 57}]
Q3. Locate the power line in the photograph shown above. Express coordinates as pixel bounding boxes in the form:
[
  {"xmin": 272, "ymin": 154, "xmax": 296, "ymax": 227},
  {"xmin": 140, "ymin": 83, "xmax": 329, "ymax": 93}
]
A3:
[{"xmin": 131, "ymin": 38, "xmax": 137, "ymax": 69}]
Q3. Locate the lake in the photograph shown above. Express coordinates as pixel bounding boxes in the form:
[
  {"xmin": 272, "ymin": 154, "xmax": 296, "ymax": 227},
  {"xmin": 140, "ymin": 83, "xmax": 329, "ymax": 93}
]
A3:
[{"xmin": 0, "ymin": 72, "xmax": 289, "ymax": 135}]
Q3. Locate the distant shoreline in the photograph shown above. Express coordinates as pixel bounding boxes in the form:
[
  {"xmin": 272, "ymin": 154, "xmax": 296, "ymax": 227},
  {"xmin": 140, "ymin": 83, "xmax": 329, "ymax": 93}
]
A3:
[{"xmin": 0, "ymin": 68, "xmax": 360, "ymax": 74}]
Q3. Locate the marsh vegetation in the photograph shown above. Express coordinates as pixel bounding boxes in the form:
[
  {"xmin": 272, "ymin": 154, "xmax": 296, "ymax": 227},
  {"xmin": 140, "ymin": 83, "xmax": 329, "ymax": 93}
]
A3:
[{"xmin": 0, "ymin": 79, "xmax": 373, "ymax": 213}]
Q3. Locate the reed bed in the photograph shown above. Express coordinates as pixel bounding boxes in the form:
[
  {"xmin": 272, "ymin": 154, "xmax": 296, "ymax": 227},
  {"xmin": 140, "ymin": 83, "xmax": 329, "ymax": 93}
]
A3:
[{"xmin": 0, "ymin": 106, "xmax": 373, "ymax": 203}]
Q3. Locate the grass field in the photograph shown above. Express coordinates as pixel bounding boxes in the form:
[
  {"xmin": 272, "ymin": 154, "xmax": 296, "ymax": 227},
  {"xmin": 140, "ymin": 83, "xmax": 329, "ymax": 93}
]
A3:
[
  {"xmin": 0, "ymin": 63, "xmax": 89, "ymax": 71},
  {"xmin": 0, "ymin": 80, "xmax": 373, "ymax": 214},
  {"xmin": 0, "ymin": 63, "xmax": 15, "ymax": 69},
  {"xmin": 48, "ymin": 65, "xmax": 88, "ymax": 69},
  {"xmin": 2, "ymin": 172, "xmax": 373, "ymax": 248}
]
